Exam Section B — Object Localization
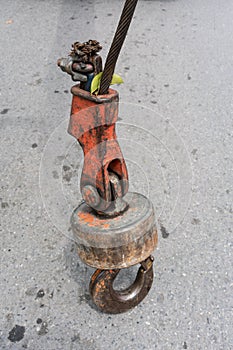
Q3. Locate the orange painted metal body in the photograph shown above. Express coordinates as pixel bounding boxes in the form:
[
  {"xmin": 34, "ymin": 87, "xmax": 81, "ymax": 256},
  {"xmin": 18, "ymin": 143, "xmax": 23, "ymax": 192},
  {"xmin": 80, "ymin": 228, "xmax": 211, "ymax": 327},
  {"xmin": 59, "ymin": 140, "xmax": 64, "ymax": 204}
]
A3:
[{"xmin": 68, "ymin": 85, "xmax": 128, "ymax": 206}]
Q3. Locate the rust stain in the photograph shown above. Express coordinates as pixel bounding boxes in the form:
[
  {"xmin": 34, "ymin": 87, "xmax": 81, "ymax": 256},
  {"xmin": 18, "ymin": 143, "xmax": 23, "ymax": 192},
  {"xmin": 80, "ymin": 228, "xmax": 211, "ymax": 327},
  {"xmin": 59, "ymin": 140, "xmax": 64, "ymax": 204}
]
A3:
[
  {"xmin": 103, "ymin": 223, "xmax": 110, "ymax": 229},
  {"xmin": 78, "ymin": 212, "xmax": 95, "ymax": 226},
  {"xmin": 77, "ymin": 212, "xmax": 110, "ymax": 228}
]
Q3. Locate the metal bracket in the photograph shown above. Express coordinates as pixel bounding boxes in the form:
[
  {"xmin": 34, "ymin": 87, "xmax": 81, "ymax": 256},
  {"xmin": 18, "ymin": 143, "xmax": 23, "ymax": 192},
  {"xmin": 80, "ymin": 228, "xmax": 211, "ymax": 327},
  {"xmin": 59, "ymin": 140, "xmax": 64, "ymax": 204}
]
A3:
[{"xmin": 68, "ymin": 85, "xmax": 129, "ymax": 214}]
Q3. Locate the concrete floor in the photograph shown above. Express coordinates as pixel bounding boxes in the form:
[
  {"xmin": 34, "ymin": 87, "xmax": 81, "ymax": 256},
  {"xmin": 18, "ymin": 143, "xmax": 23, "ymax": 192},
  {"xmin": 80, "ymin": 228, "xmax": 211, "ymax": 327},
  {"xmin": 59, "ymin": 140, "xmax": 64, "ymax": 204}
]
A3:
[{"xmin": 0, "ymin": 0, "xmax": 232, "ymax": 349}]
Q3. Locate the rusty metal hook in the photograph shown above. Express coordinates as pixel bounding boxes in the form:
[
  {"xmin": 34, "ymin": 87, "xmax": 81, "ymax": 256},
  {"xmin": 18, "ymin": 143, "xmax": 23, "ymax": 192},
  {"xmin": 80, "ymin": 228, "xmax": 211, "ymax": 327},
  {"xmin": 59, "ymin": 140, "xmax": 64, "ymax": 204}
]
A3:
[{"xmin": 89, "ymin": 256, "xmax": 154, "ymax": 314}]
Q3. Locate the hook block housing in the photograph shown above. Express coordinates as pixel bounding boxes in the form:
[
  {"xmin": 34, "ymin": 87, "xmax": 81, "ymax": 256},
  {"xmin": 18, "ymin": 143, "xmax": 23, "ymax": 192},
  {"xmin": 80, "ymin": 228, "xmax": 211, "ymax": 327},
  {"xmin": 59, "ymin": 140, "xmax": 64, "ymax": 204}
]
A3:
[{"xmin": 71, "ymin": 192, "xmax": 158, "ymax": 269}]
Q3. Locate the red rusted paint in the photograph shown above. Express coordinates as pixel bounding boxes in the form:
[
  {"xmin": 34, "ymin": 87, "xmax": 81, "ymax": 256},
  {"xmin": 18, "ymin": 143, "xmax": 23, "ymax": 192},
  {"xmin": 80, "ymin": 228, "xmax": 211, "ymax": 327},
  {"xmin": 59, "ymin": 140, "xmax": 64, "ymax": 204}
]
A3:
[
  {"xmin": 68, "ymin": 85, "xmax": 128, "ymax": 208},
  {"xmin": 77, "ymin": 211, "xmax": 110, "ymax": 229}
]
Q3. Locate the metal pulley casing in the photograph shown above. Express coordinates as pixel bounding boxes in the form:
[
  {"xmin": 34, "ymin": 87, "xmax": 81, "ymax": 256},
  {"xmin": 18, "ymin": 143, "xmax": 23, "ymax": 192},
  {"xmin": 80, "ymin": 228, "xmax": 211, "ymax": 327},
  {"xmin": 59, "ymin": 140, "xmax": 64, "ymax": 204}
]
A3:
[{"xmin": 71, "ymin": 192, "xmax": 158, "ymax": 269}]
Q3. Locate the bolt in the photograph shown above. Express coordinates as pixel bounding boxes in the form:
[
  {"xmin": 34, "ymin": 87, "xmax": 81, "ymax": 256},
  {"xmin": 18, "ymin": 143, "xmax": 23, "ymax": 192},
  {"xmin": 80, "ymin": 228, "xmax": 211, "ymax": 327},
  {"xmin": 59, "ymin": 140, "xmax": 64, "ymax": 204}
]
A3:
[{"xmin": 82, "ymin": 185, "xmax": 100, "ymax": 208}]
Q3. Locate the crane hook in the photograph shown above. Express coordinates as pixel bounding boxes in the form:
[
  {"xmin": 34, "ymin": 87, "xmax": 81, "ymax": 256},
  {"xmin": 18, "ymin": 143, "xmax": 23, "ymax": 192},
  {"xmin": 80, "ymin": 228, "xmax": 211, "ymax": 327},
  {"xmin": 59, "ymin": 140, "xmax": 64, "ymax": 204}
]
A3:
[{"xmin": 89, "ymin": 256, "xmax": 154, "ymax": 314}]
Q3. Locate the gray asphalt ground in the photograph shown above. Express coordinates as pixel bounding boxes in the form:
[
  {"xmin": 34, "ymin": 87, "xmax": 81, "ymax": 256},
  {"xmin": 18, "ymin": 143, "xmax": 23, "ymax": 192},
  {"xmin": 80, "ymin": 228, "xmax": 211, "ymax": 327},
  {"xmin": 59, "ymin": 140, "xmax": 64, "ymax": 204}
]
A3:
[{"xmin": 0, "ymin": 0, "xmax": 232, "ymax": 349}]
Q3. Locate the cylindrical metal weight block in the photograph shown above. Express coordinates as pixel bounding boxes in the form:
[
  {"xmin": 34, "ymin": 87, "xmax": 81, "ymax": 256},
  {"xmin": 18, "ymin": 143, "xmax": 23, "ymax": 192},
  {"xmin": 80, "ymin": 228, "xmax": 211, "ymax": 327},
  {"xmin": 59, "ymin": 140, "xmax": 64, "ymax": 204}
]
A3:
[{"xmin": 71, "ymin": 192, "xmax": 158, "ymax": 269}]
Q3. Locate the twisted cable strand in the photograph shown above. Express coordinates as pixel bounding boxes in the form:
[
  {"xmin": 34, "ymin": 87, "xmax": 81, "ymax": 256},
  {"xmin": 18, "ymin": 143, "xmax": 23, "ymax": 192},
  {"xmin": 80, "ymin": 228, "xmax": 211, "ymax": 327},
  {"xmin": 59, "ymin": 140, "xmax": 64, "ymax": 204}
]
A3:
[{"xmin": 99, "ymin": 0, "xmax": 138, "ymax": 95}]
